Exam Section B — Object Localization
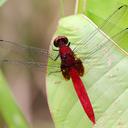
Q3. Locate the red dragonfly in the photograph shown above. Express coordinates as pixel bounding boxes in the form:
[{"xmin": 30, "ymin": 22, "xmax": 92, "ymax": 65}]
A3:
[
  {"xmin": 0, "ymin": 5, "xmax": 128, "ymax": 124},
  {"xmin": 53, "ymin": 36, "xmax": 95, "ymax": 123}
]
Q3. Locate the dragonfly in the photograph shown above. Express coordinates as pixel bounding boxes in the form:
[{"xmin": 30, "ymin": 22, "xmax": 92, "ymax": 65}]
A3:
[{"xmin": 0, "ymin": 5, "xmax": 128, "ymax": 124}]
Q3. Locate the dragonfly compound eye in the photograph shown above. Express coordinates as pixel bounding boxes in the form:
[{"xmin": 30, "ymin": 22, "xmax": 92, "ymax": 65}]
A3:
[
  {"xmin": 54, "ymin": 36, "xmax": 69, "ymax": 47},
  {"xmin": 62, "ymin": 36, "xmax": 68, "ymax": 44},
  {"xmin": 54, "ymin": 40, "xmax": 59, "ymax": 47}
]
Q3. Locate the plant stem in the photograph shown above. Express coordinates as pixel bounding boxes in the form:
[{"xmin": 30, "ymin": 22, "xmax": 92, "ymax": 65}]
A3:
[{"xmin": 75, "ymin": 0, "xmax": 86, "ymax": 14}]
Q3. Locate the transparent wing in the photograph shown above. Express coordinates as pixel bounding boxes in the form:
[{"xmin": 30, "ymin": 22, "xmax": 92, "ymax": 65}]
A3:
[
  {"xmin": 73, "ymin": 5, "xmax": 128, "ymax": 53},
  {"xmin": 112, "ymin": 28, "xmax": 128, "ymax": 52},
  {"xmin": 0, "ymin": 40, "xmax": 60, "ymax": 72},
  {"xmin": 83, "ymin": 28, "xmax": 128, "ymax": 59},
  {"xmin": 80, "ymin": 28, "xmax": 128, "ymax": 73},
  {"xmin": 100, "ymin": 5, "xmax": 128, "ymax": 36},
  {"xmin": 0, "ymin": 39, "xmax": 49, "ymax": 61}
]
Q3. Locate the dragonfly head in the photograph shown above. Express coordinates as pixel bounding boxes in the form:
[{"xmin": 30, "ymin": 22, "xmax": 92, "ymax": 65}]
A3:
[{"xmin": 54, "ymin": 36, "xmax": 68, "ymax": 47}]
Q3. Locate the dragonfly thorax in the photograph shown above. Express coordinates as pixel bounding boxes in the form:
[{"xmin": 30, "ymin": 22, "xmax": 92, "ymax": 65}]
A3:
[
  {"xmin": 59, "ymin": 44, "xmax": 84, "ymax": 80},
  {"xmin": 59, "ymin": 45, "xmax": 75, "ymax": 66}
]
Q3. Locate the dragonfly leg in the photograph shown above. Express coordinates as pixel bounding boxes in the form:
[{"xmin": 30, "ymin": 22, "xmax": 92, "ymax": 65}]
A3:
[
  {"xmin": 48, "ymin": 70, "xmax": 61, "ymax": 75},
  {"xmin": 67, "ymin": 42, "xmax": 70, "ymax": 47},
  {"xmin": 50, "ymin": 45, "xmax": 60, "ymax": 61},
  {"xmin": 52, "ymin": 44, "xmax": 59, "ymax": 51},
  {"xmin": 48, "ymin": 46, "xmax": 59, "ymax": 61},
  {"xmin": 53, "ymin": 54, "xmax": 60, "ymax": 61},
  {"xmin": 48, "ymin": 55, "xmax": 59, "ymax": 61},
  {"xmin": 53, "ymin": 48, "xmax": 59, "ymax": 51}
]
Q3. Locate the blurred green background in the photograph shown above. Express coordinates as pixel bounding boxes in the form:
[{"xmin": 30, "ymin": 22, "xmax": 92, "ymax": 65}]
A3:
[{"xmin": 0, "ymin": 0, "xmax": 75, "ymax": 128}]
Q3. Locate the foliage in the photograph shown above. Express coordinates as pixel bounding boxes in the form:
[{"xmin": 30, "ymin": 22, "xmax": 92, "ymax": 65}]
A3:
[
  {"xmin": 0, "ymin": 0, "xmax": 7, "ymax": 6},
  {"xmin": 47, "ymin": 14, "xmax": 128, "ymax": 128},
  {"xmin": 76, "ymin": 0, "xmax": 128, "ymax": 51}
]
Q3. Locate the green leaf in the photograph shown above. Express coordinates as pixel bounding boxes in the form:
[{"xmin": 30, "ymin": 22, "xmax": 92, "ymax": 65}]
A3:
[
  {"xmin": 86, "ymin": 0, "xmax": 128, "ymax": 25},
  {"xmin": 75, "ymin": 0, "xmax": 128, "ymax": 52},
  {"xmin": 0, "ymin": 0, "xmax": 7, "ymax": 6},
  {"xmin": 85, "ymin": 0, "xmax": 128, "ymax": 51},
  {"xmin": 47, "ymin": 14, "xmax": 128, "ymax": 128},
  {"xmin": 0, "ymin": 71, "xmax": 29, "ymax": 128}
]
